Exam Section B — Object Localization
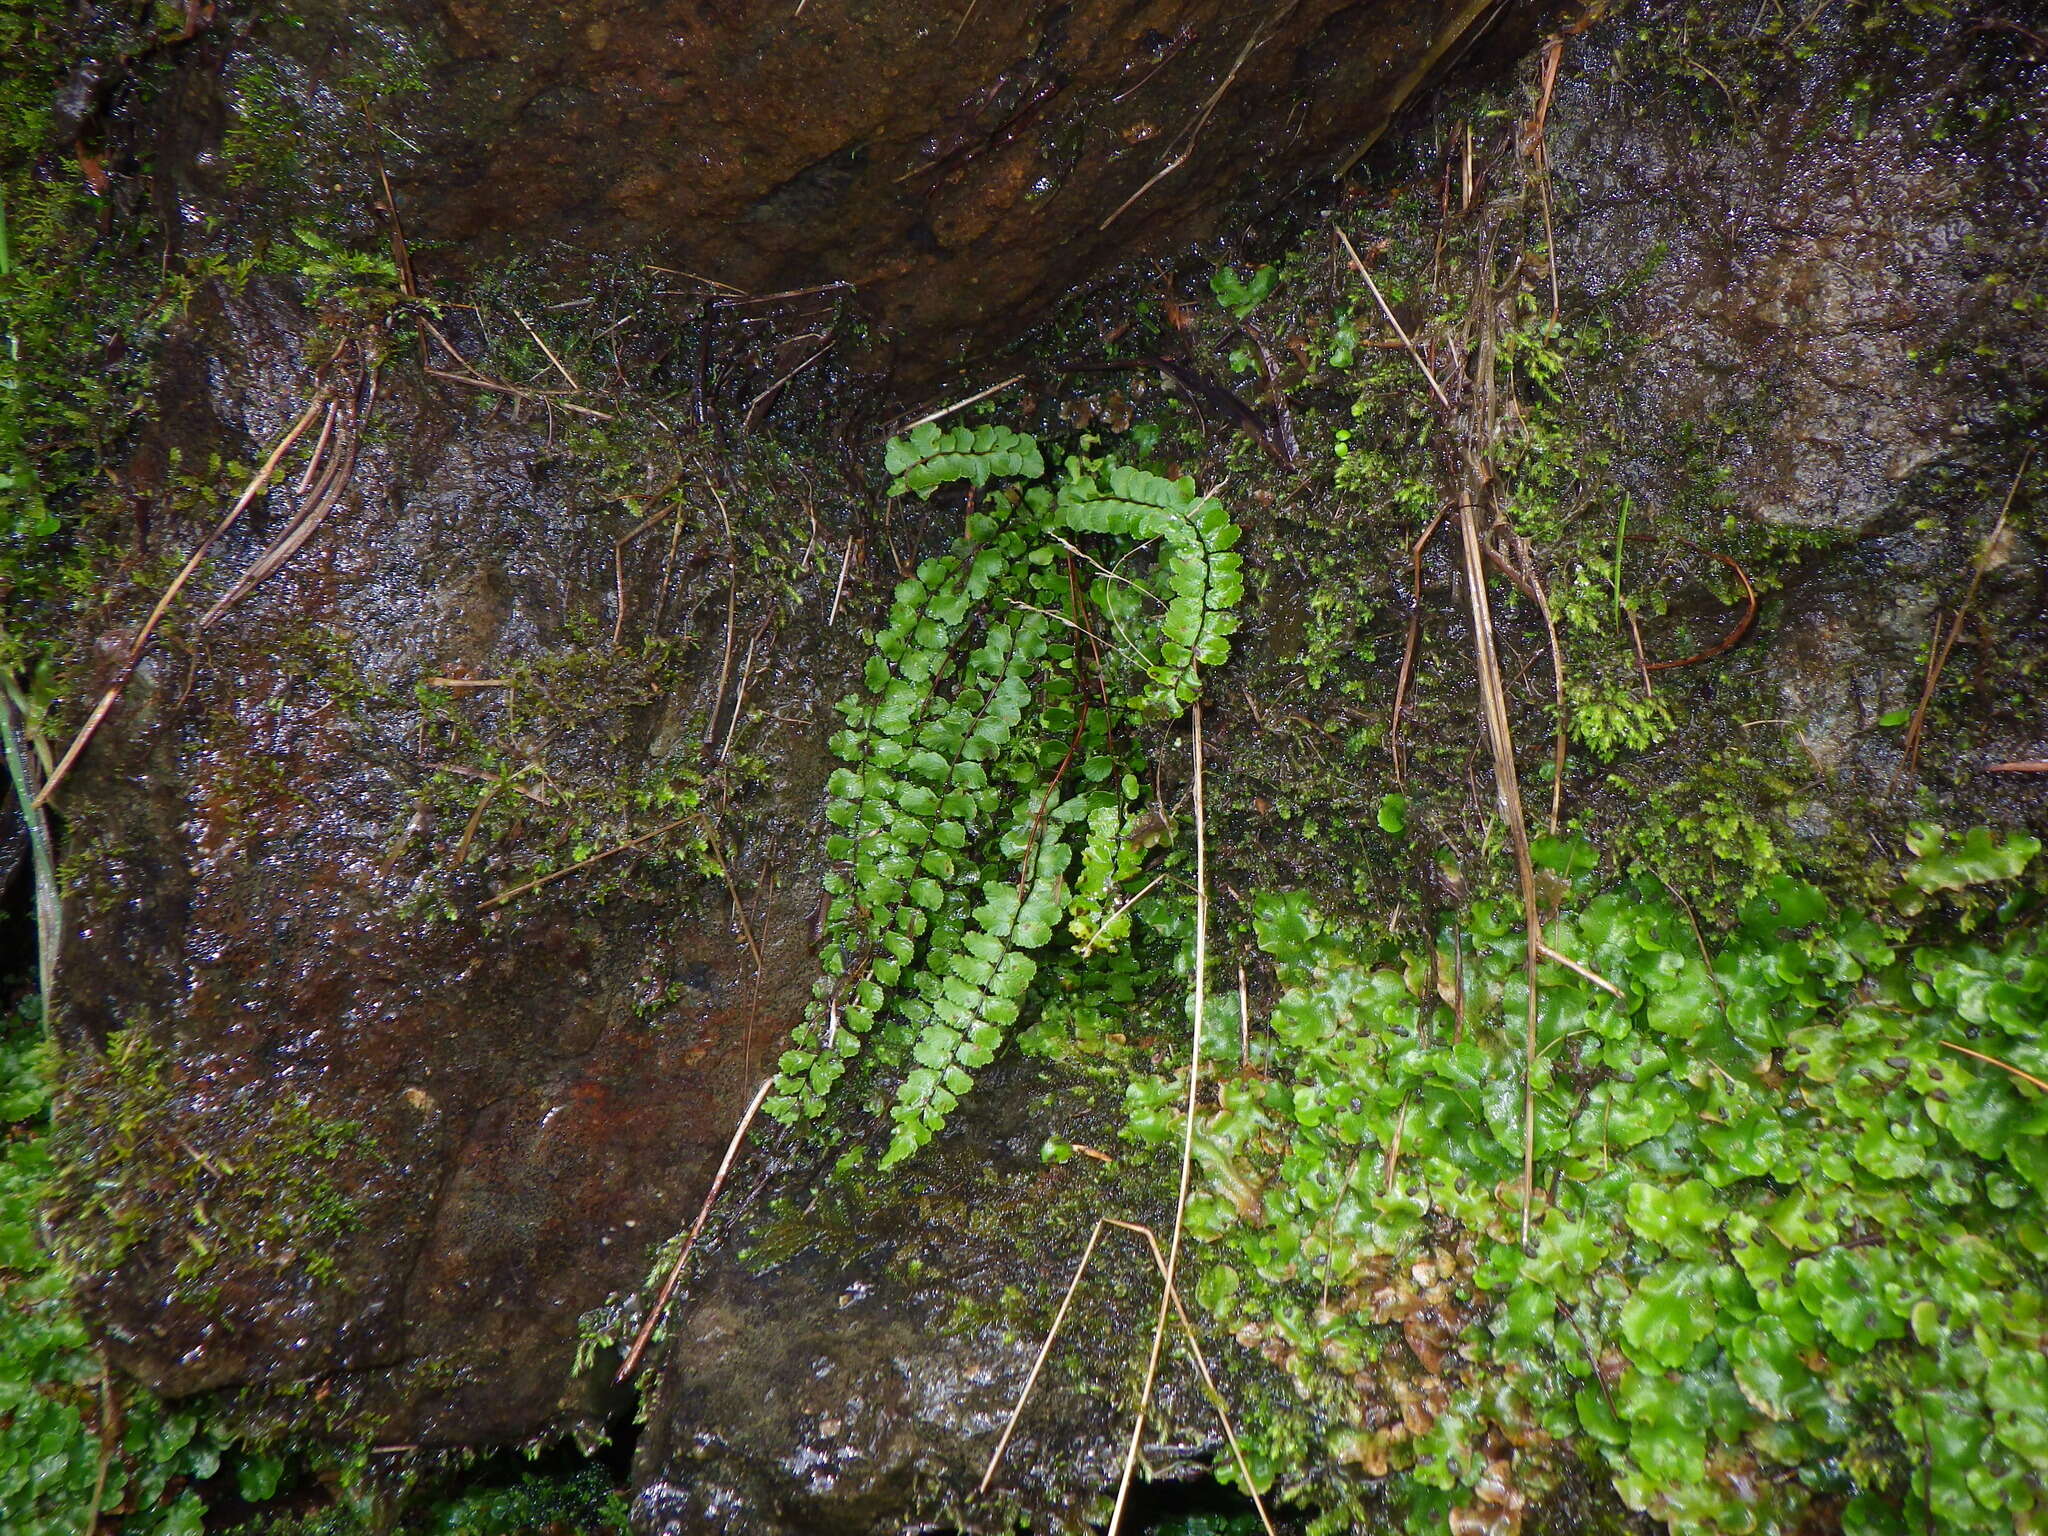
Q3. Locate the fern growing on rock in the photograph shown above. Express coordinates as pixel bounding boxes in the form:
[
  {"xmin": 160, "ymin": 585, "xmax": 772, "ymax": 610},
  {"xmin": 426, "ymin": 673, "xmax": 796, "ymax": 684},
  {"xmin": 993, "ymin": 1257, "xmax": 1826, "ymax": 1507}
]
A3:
[{"xmin": 764, "ymin": 424, "xmax": 1243, "ymax": 1165}]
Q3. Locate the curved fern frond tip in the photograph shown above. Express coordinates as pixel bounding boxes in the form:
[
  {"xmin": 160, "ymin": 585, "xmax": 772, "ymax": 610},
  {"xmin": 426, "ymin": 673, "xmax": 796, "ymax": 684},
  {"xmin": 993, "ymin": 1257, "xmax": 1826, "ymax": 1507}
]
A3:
[
  {"xmin": 885, "ymin": 421, "xmax": 1044, "ymax": 499},
  {"xmin": 1052, "ymin": 463, "xmax": 1243, "ymax": 715}
]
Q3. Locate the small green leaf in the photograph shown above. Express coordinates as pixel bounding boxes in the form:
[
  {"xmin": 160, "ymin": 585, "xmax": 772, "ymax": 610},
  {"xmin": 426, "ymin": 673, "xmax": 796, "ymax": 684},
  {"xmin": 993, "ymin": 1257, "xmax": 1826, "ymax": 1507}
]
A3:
[
  {"xmin": 1901, "ymin": 824, "xmax": 2041, "ymax": 894},
  {"xmin": 1210, "ymin": 263, "xmax": 1278, "ymax": 318},
  {"xmin": 1620, "ymin": 1263, "xmax": 1716, "ymax": 1368},
  {"xmin": 1729, "ymin": 1317, "xmax": 1814, "ymax": 1421}
]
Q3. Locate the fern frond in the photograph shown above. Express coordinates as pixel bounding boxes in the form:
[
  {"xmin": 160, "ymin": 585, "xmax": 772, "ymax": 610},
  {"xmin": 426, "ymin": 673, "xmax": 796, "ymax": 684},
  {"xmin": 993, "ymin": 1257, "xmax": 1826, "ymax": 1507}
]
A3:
[
  {"xmin": 1052, "ymin": 463, "xmax": 1243, "ymax": 714},
  {"xmin": 880, "ymin": 813, "xmax": 1075, "ymax": 1167},
  {"xmin": 770, "ymin": 425, "xmax": 1248, "ymax": 1157},
  {"xmin": 768, "ymin": 610, "xmax": 1051, "ymax": 1122},
  {"xmin": 885, "ymin": 421, "xmax": 1044, "ymax": 499}
]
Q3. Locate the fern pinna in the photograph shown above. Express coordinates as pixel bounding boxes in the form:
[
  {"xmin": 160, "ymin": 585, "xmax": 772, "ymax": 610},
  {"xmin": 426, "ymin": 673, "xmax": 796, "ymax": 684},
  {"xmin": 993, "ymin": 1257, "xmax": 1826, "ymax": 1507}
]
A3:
[{"xmin": 763, "ymin": 422, "xmax": 1243, "ymax": 1165}]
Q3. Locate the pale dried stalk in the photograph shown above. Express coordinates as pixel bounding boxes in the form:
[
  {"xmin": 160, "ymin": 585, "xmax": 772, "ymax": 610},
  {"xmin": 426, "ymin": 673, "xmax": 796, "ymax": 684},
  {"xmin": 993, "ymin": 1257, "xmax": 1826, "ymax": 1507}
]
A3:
[
  {"xmin": 977, "ymin": 1220, "xmax": 1109, "ymax": 1494},
  {"xmin": 1108, "ymin": 701, "xmax": 1207, "ymax": 1535},
  {"xmin": 979, "ymin": 1214, "xmax": 1277, "ymax": 1536},
  {"xmin": 37, "ymin": 393, "xmax": 329, "ymax": 807},
  {"xmin": 616, "ymin": 1076, "xmax": 774, "ymax": 1381},
  {"xmin": 1452, "ymin": 471, "xmax": 1547, "ymax": 1249}
]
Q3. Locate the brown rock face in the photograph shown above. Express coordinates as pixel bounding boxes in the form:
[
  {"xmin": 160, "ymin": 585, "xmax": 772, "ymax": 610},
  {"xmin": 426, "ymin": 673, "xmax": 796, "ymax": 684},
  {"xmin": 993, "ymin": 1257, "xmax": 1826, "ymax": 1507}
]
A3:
[
  {"xmin": 263, "ymin": 0, "xmax": 1524, "ymax": 373},
  {"xmin": 49, "ymin": 280, "xmax": 865, "ymax": 1447}
]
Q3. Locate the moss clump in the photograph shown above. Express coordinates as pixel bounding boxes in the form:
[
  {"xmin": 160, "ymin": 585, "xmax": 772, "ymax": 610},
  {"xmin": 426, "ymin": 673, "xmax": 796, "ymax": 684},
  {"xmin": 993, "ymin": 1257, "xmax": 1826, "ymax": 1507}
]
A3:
[
  {"xmin": 0, "ymin": 994, "xmax": 307, "ymax": 1534},
  {"xmin": 406, "ymin": 632, "xmax": 730, "ymax": 916},
  {"xmin": 1101, "ymin": 838, "xmax": 2048, "ymax": 1534},
  {"xmin": 10, "ymin": 990, "xmax": 635, "ymax": 1534},
  {"xmin": 0, "ymin": 2, "xmax": 168, "ymax": 678},
  {"xmin": 52, "ymin": 1027, "xmax": 377, "ymax": 1303},
  {"xmin": 229, "ymin": 1463, "xmax": 629, "ymax": 1536}
]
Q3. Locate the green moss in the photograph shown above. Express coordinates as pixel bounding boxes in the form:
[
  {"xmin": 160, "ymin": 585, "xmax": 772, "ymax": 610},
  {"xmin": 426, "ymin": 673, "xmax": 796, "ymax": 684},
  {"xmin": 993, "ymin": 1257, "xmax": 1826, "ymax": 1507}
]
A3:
[
  {"xmin": 218, "ymin": 57, "xmax": 313, "ymax": 190},
  {"xmin": 0, "ymin": 1, "xmax": 167, "ymax": 676},
  {"xmin": 1564, "ymin": 674, "xmax": 1677, "ymax": 762},
  {"xmin": 53, "ymin": 1028, "xmax": 377, "ymax": 1299},
  {"xmin": 230, "ymin": 1463, "xmax": 628, "ymax": 1536},
  {"xmin": 216, "ymin": 6, "xmax": 429, "ymax": 210},
  {"xmin": 1102, "ymin": 836, "xmax": 2047, "ymax": 1534},
  {"xmin": 0, "ymin": 993, "xmax": 321, "ymax": 1534},
  {"xmin": 8, "ymin": 995, "xmax": 626, "ymax": 1531}
]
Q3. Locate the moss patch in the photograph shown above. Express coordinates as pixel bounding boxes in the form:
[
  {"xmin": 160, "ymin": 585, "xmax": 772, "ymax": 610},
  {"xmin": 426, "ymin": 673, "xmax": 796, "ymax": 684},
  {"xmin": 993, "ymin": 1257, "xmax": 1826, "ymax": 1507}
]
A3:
[
  {"xmin": 51, "ymin": 1027, "xmax": 377, "ymax": 1305},
  {"xmin": 1093, "ymin": 837, "xmax": 2048, "ymax": 1533}
]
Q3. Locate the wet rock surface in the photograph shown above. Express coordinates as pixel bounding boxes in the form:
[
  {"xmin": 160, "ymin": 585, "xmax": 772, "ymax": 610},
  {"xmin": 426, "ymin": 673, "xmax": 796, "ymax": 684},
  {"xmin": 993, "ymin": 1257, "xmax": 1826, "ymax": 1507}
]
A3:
[
  {"xmin": 1529, "ymin": 11, "xmax": 2048, "ymax": 799},
  {"xmin": 1546, "ymin": 26, "xmax": 2045, "ymax": 539},
  {"xmin": 626, "ymin": 1054, "xmax": 1196, "ymax": 1536},
  {"xmin": 49, "ymin": 277, "xmax": 862, "ymax": 1445},
  {"xmin": 168, "ymin": 0, "xmax": 1552, "ymax": 379}
]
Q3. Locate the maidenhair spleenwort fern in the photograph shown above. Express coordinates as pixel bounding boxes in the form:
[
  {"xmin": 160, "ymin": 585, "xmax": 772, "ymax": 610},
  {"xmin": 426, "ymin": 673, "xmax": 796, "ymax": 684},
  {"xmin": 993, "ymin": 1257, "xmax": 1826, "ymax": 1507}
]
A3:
[{"xmin": 763, "ymin": 423, "xmax": 1243, "ymax": 1165}]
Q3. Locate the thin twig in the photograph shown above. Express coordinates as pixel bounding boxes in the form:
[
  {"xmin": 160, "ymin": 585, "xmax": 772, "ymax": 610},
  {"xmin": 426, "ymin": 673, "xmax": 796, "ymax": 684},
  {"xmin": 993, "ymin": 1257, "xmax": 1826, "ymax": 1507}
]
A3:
[
  {"xmin": 1077, "ymin": 873, "xmax": 1166, "ymax": 956},
  {"xmin": 0, "ymin": 692, "xmax": 59, "ymax": 1000},
  {"xmin": 1100, "ymin": 14, "xmax": 1290, "ymax": 231},
  {"xmin": 371, "ymin": 152, "xmax": 418, "ymax": 299},
  {"xmin": 1334, "ymin": 225, "xmax": 1453, "ymax": 411},
  {"xmin": 1652, "ymin": 868, "xmax": 1727, "ymax": 1012},
  {"xmin": 1114, "ymin": 25, "xmax": 1196, "ymax": 103},
  {"xmin": 1902, "ymin": 609, "xmax": 1945, "ymax": 777},
  {"xmin": 744, "ymin": 334, "xmax": 836, "ymax": 432},
  {"xmin": 450, "ymin": 779, "xmax": 503, "ymax": 869},
  {"xmin": 1624, "ymin": 606, "xmax": 1656, "ymax": 698},
  {"xmin": 616, "ymin": 1076, "xmax": 774, "ymax": 1381},
  {"xmin": 1941, "ymin": 1040, "xmax": 2048, "ymax": 1095},
  {"xmin": 1382, "ymin": 1097, "xmax": 1411, "ymax": 1188},
  {"xmin": 1536, "ymin": 942, "xmax": 1623, "ymax": 999},
  {"xmin": 978, "ymin": 1219, "xmax": 1110, "ymax": 1494},
  {"xmin": 1509, "ymin": 532, "xmax": 1567, "ymax": 832},
  {"xmin": 294, "ymin": 401, "xmax": 338, "ymax": 493},
  {"xmin": 1625, "ymin": 534, "xmax": 1758, "ymax": 671},
  {"xmin": 513, "ymin": 309, "xmax": 583, "ymax": 392},
  {"xmin": 200, "ymin": 373, "xmax": 376, "ymax": 628},
  {"xmin": 1525, "ymin": 39, "xmax": 1564, "ymax": 318},
  {"xmin": 1895, "ymin": 450, "xmax": 2032, "ymax": 788},
  {"xmin": 716, "ymin": 279, "xmax": 853, "ymax": 308},
  {"xmin": 1045, "ymin": 533, "xmax": 1163, "ymax": 605},
  {"xmin": 705, "ymin": 579, "xmax": 739, "ymax": 751},
  {"xmin": 1436, "ymin": 256, "xmax": 1546, "ymax": 1248},
  {"xmin": 423, "ymin": 760, "xmax": 552, "ymax": 804},
  {"xmin": 699, "ymin": 815, "xmax": 765, "ymax": 975},
  {"xmin": 479, "ymin": 816, "xmax": 694, "ymax": 909},
  {"xmin": 1238, "ymin": 962, "xmax": 1251, "ymax": 1068},
  {"xmin": 718, "ymin": 619, "xmax": 771, "ymax": 764},
  {"xmin": 979, "ymin": 1216, "xmax": 1277, "ymax": 1536},
  {"xmin": 654, "ymin": 490, "xmax": 690, "ymax": 632},
  {"xmin": 1390, "ymin": 506, "xmax": 1448, "ymax": 785},
  {"xmin": 1108, "ymin": 701, "xmax": 1207, "ymax": 1535},
  {"xmin": 37, "ymin": 393, "xmax": 329, "ymax": 806},
  {"xmin": 421, "ymin": 364, "xmax": 614, "ymax": 419},
  {"xmin": 612, "ymin": 494, "xmax": 685, "ymax": 646},
  {"xmin": 1101, "ymin": 1219, "xmax": 1278, "ymax": 1536},
  {"xmin": 828, "ymin": 534, "xmax": 856, "ymax": 625},
  {"xmin": 899, "ymin": 374, "xmax": 1026, "ymax": 433}
]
